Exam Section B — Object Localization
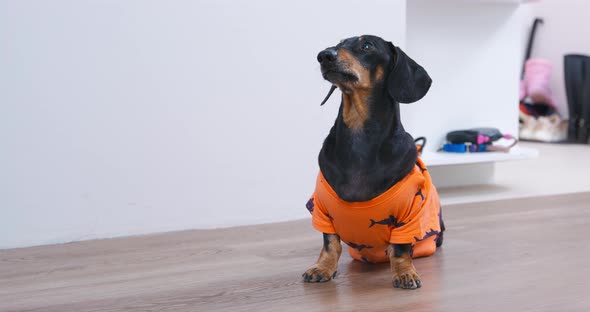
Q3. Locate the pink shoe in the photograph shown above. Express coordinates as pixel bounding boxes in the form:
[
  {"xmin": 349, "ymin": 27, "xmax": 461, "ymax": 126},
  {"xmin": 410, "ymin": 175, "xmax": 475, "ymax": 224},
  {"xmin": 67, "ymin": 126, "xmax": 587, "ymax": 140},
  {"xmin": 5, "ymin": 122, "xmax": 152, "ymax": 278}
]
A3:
[{"xmin": 523, "ymin": 58, "xmax": 555, "ymax": 107}]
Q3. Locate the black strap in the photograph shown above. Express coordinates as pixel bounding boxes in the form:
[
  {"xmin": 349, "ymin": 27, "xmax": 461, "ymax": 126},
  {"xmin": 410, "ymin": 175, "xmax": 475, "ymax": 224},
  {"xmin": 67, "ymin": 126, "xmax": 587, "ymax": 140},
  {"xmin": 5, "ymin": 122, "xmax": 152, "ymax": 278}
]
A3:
[{"xmin": 522, "ymin": 18, "xmax": 544, "ymax": 79}]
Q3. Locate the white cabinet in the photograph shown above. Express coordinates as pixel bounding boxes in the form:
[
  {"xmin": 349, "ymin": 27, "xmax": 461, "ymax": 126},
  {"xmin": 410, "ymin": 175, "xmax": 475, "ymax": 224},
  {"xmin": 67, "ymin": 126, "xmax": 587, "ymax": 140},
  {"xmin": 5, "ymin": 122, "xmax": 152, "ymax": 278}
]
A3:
[{"xmin": 402, "ymin": 0, "xmax": 538, "ymax": 186}]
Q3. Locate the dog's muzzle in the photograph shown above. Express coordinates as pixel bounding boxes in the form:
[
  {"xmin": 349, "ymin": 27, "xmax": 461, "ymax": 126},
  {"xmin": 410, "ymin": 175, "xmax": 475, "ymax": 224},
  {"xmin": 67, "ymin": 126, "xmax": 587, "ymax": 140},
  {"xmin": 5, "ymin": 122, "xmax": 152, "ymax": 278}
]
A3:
[
  {"xmin": 317, "ymin": 48, "xmax": 338, "ymax": 64},
  {"xmin": 317, "ymin": 47, "xmax": 358, "ymax": 105}
]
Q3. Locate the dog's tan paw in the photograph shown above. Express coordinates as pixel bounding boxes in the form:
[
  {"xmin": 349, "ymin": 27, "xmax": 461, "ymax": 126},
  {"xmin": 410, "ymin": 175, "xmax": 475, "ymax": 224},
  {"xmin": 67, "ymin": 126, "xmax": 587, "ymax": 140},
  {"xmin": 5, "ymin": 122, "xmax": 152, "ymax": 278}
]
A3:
[
  {"xmin": 302, "ymin": 265, "xmax": 337, "ymax": 283},
  {"xmin": 392, "ymin": 269, "xmax": 421, "ymax": 289}
]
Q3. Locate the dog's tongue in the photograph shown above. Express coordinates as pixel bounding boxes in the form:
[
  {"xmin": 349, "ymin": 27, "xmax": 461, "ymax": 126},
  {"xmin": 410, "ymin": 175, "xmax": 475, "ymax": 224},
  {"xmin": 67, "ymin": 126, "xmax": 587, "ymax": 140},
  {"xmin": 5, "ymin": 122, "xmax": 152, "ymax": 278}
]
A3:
[{"xmin": 320, "ymin": 85, "xmax": 337, "ymax": 106}]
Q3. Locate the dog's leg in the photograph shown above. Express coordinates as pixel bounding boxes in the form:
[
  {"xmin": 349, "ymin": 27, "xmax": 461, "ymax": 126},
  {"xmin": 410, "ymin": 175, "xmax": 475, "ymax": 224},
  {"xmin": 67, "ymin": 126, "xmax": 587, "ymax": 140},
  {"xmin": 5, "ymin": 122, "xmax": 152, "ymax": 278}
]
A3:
[
  {"xmin": 387, "ymin": 243, "xmax": 421, "ymax": 289},
  {"xmin": 302, "ymin": 233, "xmax": 342, "ymax": 283}
]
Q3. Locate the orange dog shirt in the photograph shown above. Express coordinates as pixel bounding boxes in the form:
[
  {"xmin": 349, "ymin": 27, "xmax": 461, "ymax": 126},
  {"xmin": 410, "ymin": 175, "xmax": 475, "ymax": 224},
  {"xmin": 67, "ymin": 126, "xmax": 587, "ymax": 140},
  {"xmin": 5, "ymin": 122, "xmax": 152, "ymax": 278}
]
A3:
[{"xmin": 307, "ymin": 158, "xmax": 442, "ymax": 263}]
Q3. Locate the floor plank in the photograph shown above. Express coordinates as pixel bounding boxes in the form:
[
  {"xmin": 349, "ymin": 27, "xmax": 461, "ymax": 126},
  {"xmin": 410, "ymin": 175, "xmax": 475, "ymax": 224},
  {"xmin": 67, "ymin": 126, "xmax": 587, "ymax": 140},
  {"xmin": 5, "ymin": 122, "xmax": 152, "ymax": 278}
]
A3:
[{"xmin": 1, "ymin": 192, "xmax": 590, "ymax": 312}]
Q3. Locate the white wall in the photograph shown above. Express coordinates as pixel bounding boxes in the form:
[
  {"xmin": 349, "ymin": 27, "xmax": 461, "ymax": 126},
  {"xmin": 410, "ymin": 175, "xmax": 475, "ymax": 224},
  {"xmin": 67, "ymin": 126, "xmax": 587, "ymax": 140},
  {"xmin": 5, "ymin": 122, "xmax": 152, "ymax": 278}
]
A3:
[
  {"xmin": 523, "ymin": 0, "xmax": 590, "ymax": 118},
  {"xmin": 0, "ymin": 0, "xmax": 406, "ymax": 249}
]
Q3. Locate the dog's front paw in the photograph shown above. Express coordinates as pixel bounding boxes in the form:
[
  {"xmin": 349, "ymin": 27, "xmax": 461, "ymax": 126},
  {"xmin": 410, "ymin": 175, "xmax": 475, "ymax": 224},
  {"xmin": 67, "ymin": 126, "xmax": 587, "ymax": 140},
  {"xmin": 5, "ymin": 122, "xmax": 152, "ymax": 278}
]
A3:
[
  {"xmin": 392, "ymin": 267, "xmax": 421, "ymax": 289},
  {"xmin": 302, "ymin": 265, "xmax": 337, "ymax": 283}
]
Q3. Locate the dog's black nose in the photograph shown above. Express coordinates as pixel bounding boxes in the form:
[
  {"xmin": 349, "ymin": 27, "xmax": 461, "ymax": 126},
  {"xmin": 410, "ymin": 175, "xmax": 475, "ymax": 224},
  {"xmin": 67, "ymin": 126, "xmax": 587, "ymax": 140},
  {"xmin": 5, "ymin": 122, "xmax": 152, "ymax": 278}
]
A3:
[{"xmin": 317, "ymin": 48, "xmax": 338, "ymax": 64}]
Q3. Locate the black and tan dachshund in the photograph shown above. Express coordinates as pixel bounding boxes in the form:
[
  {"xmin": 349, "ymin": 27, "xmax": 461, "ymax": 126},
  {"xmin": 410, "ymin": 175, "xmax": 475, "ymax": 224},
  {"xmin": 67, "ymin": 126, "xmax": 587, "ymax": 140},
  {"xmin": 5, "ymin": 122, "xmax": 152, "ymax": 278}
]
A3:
[{"xmin": 303, "ymin": 35, "xmax": 444, "ymax": 289}]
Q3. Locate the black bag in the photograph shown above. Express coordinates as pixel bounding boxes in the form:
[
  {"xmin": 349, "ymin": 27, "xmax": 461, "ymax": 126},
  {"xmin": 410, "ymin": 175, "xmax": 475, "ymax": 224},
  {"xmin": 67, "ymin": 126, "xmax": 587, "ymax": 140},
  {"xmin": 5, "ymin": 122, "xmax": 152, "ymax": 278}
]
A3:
[{"xmin": 446, "ymin": 128, "xmax": 504, "ymax": 145}]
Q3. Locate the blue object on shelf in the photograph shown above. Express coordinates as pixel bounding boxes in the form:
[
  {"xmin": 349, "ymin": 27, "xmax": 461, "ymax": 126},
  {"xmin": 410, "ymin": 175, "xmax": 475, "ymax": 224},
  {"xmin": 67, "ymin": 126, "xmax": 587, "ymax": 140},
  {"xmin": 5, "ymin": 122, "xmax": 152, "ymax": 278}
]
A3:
[{"xmin": 442, "ymin": 143, "xmax": 489, "ymax": 153}]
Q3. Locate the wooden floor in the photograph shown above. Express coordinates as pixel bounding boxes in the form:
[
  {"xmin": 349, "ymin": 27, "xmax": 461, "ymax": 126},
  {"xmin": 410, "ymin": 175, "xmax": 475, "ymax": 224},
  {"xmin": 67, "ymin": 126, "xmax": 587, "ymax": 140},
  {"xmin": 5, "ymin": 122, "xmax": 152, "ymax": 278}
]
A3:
[{"xmin": 2, "ymin": 193, "xmax": 590, "ymax": 312}]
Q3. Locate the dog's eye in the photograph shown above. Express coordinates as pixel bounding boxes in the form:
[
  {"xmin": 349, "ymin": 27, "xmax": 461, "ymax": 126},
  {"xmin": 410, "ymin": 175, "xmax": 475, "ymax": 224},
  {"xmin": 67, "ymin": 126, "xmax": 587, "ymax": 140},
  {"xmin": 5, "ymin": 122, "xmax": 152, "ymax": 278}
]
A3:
[{"xmin": 362, "ymin": 42, "xmax": 374, "ymax": 51}]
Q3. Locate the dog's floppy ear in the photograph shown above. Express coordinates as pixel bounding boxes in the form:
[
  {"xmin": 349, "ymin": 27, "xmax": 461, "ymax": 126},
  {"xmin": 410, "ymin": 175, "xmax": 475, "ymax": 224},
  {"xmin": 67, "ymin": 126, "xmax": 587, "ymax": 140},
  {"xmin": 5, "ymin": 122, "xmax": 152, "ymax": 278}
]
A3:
[{"xmin": 386, "ymin": 42, "xmax": 432, "ymax": 104}]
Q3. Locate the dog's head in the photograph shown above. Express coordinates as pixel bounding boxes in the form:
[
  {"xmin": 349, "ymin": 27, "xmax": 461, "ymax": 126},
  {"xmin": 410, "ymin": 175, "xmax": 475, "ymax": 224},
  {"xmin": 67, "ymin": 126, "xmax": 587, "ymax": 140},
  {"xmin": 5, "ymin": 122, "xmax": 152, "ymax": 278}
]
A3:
[{"xmin": 318, "ymin": 35, "xmax": 431, "ymax": 105}]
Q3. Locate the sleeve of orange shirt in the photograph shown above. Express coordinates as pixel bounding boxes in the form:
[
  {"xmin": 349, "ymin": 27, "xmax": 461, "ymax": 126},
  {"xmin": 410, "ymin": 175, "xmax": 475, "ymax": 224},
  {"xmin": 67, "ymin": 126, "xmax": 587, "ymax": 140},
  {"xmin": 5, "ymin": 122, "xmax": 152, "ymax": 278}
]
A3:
[
  {"xmin": 307, "ymin": 195, "xmax": 337, "ymax": 234},
  {"xmin": 388, "ymin": 188, "xmax": 426, "ymax": 245}
]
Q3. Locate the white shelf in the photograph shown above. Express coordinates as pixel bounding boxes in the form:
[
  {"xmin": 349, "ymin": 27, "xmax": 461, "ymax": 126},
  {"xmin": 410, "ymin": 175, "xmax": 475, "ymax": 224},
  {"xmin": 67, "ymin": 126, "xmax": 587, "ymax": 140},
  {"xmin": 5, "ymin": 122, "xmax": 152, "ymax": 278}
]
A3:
[
  {"xmin": 443, "ymin": 0, "xmax": 536, "ymax": 3},
  {"xmin": 422, "ymin": 146, "xmax": 539, "ymax": 167}
]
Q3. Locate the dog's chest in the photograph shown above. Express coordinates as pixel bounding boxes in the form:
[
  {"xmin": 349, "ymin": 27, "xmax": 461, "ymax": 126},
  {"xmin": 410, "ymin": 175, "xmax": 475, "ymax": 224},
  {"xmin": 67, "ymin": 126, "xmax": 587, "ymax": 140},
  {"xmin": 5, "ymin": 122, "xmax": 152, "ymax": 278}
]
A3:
[
  {"xmin": 330, "ymin": 169, "xmax": 403, "ymax": 202},
  {"xmin": 337, "ymin": 174, "xmax": 372, "ymax": 201},
  {"xmin": 320, "ymin": 128, "xmax": 416, "ymax": 202}
]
